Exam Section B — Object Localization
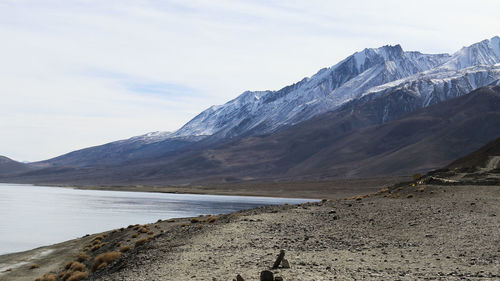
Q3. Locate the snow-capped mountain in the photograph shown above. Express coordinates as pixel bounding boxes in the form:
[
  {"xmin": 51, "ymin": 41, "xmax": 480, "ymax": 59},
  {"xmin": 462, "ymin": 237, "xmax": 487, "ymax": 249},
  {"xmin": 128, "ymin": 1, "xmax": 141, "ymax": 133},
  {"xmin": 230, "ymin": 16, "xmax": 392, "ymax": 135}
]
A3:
[
  {"xmin": 169, "ymin": 36, "xmax": 500, "ymax": 140},
  {"xmin": 172, "ymin": 44, "xmax": 451, "ymax": 138},
  {"xmin": 28, "ymin": 36, "xmax": 500, "ymax": 168}
]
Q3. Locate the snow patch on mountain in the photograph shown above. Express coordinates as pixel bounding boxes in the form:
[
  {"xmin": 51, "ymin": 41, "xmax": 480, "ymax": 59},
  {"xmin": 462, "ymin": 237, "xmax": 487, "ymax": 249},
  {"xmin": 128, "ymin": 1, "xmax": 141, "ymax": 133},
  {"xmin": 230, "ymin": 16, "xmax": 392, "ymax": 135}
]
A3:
[{"xmin": 131, "ymin": 36, "xmax": 500, "ymax": 145}]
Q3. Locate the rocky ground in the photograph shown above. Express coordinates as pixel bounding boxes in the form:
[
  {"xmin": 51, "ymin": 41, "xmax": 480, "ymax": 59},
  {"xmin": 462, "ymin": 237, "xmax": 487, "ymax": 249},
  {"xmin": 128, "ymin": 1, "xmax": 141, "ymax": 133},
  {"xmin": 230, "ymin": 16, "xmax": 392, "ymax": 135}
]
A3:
[{"xmin": 1, "ymin": 184, "xmax": 499, "ymax": 281}]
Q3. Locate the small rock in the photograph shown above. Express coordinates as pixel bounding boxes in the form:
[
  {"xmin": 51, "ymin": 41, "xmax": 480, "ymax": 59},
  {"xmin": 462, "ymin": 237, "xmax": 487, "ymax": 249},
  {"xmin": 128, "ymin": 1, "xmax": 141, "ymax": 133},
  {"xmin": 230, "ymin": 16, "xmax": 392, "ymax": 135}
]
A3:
[
  {"xmin": 260, "ymin": 270, "xmax": 274, "ymax": 281},
  {"xmin": 281, "ymin": 258, "xmax": 290, "ymax": 268},
  {"xmin": 236, "ymin": 274, "xmax": 245, "ymax": 281}
]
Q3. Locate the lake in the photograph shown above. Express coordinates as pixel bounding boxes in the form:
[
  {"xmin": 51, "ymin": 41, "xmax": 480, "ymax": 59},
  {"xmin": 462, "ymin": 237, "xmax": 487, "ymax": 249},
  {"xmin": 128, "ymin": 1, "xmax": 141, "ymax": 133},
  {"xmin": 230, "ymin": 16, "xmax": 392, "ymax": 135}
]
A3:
[{"xmin": 0, "ymin": 183, "xmax": 312, "ymax": 255}]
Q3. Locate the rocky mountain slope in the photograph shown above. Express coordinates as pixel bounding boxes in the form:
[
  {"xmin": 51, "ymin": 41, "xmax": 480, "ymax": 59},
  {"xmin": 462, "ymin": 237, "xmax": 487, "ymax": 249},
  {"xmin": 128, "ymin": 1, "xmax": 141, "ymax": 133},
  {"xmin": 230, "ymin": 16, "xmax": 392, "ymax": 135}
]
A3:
[
  {"xmin": 2, "ymin": 86, "xmax": 499, "ymax": 185},
  {"xmin": 22, "ymin": 36, "xmax": 500, "ymax": 170},
  {"xmin": 1, "ymin": 37, "xmax": 500, "ymax": 184}
]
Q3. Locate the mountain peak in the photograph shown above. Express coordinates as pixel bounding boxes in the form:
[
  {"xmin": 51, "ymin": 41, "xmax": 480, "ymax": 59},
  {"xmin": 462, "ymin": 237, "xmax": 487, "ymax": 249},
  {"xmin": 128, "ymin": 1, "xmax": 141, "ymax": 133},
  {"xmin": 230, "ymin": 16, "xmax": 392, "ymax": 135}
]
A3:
[{"xmin": 442, "ymin": 35, "xmax": 500, "ymax": 70}]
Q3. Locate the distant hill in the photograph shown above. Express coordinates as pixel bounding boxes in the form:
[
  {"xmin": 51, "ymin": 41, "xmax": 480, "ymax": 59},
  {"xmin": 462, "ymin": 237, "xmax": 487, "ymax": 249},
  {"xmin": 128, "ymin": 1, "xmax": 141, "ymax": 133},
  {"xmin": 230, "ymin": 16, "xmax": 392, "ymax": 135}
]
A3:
[
  {"xmin": 0, "ymin": 156, "xmax": 33, "ymax": 177},
  {"xmin": 2, "ymin": 86, "xmax": 499, "ymax": 186},
  {"xmin": 446, "ymin": 137, "xmax": 500, "ymax": 170}
]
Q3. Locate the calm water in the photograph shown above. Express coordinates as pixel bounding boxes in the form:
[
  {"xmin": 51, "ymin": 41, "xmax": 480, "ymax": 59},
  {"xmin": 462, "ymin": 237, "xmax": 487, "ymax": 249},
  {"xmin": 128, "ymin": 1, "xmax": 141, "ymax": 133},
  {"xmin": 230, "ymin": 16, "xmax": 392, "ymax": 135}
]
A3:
[{"xmin": 0, "ymin": 183, "xmax": 311, "ymax": 255}]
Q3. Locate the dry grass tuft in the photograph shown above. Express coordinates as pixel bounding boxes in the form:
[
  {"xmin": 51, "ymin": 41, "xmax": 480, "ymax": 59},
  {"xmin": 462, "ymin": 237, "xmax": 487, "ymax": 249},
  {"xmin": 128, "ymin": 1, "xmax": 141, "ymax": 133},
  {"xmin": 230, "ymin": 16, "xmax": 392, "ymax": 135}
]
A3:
[
  {"xmin": 76, "ymin": 252, "xmax": 90, "ymax": 262},
  {"xmin": 190, "ymin": 218, "xmax": 202, "ymax": 223},
  {"xmin": 40, "ymin": 273, "xmax": 57, "ymax": 281},
  {"xmin": 206, "ymin": 216, "xmax": 217, "ymax": 223},
  {"xmin": 167, "ymin": 219, "xmax": 176, "ymax": 223},
  {"xmin": 417, "ymin": 187, "xmax": 426, "ymax": 192},
  {"xmin": 66, "ymin": 271, "xmax": 88, "ymax": 281},
  {"xmin": 92, "ymin": 235, "xmax": 105, "ymax": 242},
  {"xmin": 93, "ymin": 252, "xmax": 121, "ymax": 272},
  {"xmin": 135, "ymin": 238, "xmax": 150, "ymax": 247},
  {"xmin": 406, "ymin": 194, "xmax": 414, "ymax": 198},
  {"xmin": 69, "ymin": 261, "xmax": 85, "ymax": 272},
  {"xmin": 29, "ymin": 264, "xmax": 40, "ymax": 269},
  {"xmin": 157, "ymin": 219, "xmax": 162, "ymax": 223},
  {"xmin": 374, "ymin": 188, "xmax": 390, "ymax": 195},
  {"xmin": 131, "ymin": 233, "xmax": 139, "ymax": 238},
  {"xmin": 91, "ymin": 243, "xmax": 104, "ymax": 252},
  {"xmin": 119, "ymin": 245, "xmax": 131, "ymax": 252},
  {"xmin": 138, "ymin": 227, "xmax": 149, "ymax": 233},
  {"xmin": 147, "ymin": 231, "xmax": 154, "ymax": 235},
  {"xmin": 64, "ymin": 261, "xmax": 73, "ymax": 270},
  {"xmin": 4, "ymin": 268, "xmax": 12, "ymax": 272}
]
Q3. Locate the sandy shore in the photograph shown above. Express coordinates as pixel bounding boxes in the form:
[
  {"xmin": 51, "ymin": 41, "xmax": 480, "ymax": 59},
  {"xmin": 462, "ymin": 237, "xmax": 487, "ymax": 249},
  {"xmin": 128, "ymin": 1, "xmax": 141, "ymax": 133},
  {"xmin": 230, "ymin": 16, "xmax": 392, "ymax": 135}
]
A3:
[{"xmin": 1, "ymin": 183, "xmax": 498, "ymax": 281}]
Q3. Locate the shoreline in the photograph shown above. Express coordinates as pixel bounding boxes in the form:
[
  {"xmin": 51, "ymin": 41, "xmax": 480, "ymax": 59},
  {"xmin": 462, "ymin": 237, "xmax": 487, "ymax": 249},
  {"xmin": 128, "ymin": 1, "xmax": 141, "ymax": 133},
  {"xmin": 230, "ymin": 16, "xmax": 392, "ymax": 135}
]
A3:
[
  {"xmin": 1, "ymin": 184, "xmax": 498, "ymax": 281},
  {"xmin": 8, "ymin": 175, "xmax": 411, "ymax": 200}
]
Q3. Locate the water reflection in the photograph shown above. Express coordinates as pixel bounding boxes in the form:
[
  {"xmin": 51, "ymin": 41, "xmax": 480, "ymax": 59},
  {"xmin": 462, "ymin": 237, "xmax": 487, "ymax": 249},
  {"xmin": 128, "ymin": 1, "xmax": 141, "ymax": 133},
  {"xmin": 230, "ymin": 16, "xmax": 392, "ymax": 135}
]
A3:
[{"xmin": 0, "ymin": 184, "xmax": 311, "ymax": 254}]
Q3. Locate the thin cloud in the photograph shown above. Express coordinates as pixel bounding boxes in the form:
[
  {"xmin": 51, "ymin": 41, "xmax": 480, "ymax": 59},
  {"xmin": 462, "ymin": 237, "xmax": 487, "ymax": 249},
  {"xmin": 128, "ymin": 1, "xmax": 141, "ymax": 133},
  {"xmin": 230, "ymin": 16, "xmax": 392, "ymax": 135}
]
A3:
[{"xmin": 0, "ymin": 0, "xmax": 499, "ymax": 161}]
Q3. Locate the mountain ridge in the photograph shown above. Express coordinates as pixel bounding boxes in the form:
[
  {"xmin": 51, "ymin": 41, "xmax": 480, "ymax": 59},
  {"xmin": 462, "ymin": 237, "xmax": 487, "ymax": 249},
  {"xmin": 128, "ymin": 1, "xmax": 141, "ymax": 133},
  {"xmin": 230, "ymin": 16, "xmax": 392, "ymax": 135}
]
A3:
[{"xmin": 2, "ymin": 37, "xmax": 500, "ymax": 184}]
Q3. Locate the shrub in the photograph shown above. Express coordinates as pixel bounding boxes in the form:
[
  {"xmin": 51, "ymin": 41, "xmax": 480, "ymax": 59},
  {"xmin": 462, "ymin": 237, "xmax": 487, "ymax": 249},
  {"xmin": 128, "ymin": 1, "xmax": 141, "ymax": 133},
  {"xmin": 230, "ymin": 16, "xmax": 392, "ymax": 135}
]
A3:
[
  {"xmin": 206, "ymin": 216, "xmax": 217, "ymax": 223},
  {"xmin": 138, "ymin": 227, "xmax": 149, "ymax": 233},
  {"xmin": 131, "ymin": 234, "xmax": 139, "ymax": 238},
  {"xmin": 76, "ymin": 252, "xmax": 90, "ymax": 262},
  {"xmin": 91, "ymin": 243, "xmax": 103, "ymax": 252},
  {"xmin": 93, "ymin": 252, "xmax": 121, "ymax": 271},
  {"xmin": 417, "ymin": 187, "xmax": 426, "ymax": 192},
  {"xmin": 167, "ymin": 219, "xmax": 176, "ymax": 223},
  {"xmin": 37, "ymin": 273, "xmax": 57, "ymax": 281},
  {"xmin": 69, "ymin": 261, "xmax": 85, "ymax": 272},
  {"xmin": 135, "ymin": 238, "xmax": 149, "ymax": 247},
  {"xmin": 191, "ymin": 218, "xmax": 202, "ymax": 223},
  {"xmin": 59, "ymin": 271, "xmax": 71, "ymax": 281},
  {"xmin": 64, "ymin": 262, "xmax": 73, "ymax": 270},
  {"xmin": 413, "ymin": 173, "xmax": 422, "ymax": 181},
  {"xmin": 147, "ymin": 231, "xmax": 154, "ymax": 235},
  {"xmin": 66, "ymin": 271, "xmax": 88, "ymax": 281},
  {"xmin": 30, "ymin": 264, "xmax": 40, "ymax": 269},
  {"xmin": 92, "ymin": 235, "xmax": 105, "ymax": 242},
  {"xmin": 119, "ymin": 245, "xmax": 131, "ymax": 252},
  {"xmin": 157, "ymin": 219, "xmax": 162, "ymax": 223},
  {"xmin": 407, "ymin": 194, "xmax": 414, "ymax": 198}
]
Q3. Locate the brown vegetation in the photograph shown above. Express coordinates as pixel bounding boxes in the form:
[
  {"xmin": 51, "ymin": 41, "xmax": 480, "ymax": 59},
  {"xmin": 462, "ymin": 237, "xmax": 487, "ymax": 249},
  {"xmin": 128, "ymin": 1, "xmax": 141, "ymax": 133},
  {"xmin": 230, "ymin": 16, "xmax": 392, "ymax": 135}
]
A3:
[
  {"xmin": 120, "ymin": 245, "xmax": 131, "ymax": 252},
  {"xmin": 69, "ymin": 261, "xmax": 85, "ymax": 272},
  {"xmin": 135, "ymin": 238, "xmax": 150, "ymax": 247},
  {"xmin": 191, "ymin": 218, "xmax": 202, "ymax": 223},
  {"xmin": 93, "ymin": 252, "xmax": 121, "ymax": 272},
  {"xmin": 66, "ymin": 271, "xmax": 88, "ymax": 281},
  {"xmin": 29, "ymin": 264, "xmax": 40, "ymax": 269},
  {"xmin": 35, "ymin": 273, "xmax": 57, "ymax": 281},
  {"xmin": 76, "ymin": 251, "xmax": 90, "ymax": 262}
]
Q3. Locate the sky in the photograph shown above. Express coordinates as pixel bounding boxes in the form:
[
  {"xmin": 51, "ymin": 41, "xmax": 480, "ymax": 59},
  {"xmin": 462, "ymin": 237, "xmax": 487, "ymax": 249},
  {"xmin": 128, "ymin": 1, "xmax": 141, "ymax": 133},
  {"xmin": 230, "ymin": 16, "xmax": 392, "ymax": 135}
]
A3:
[{"xmin": 1, "ymin": 0, "xmax": 499, "ymax": 162}]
